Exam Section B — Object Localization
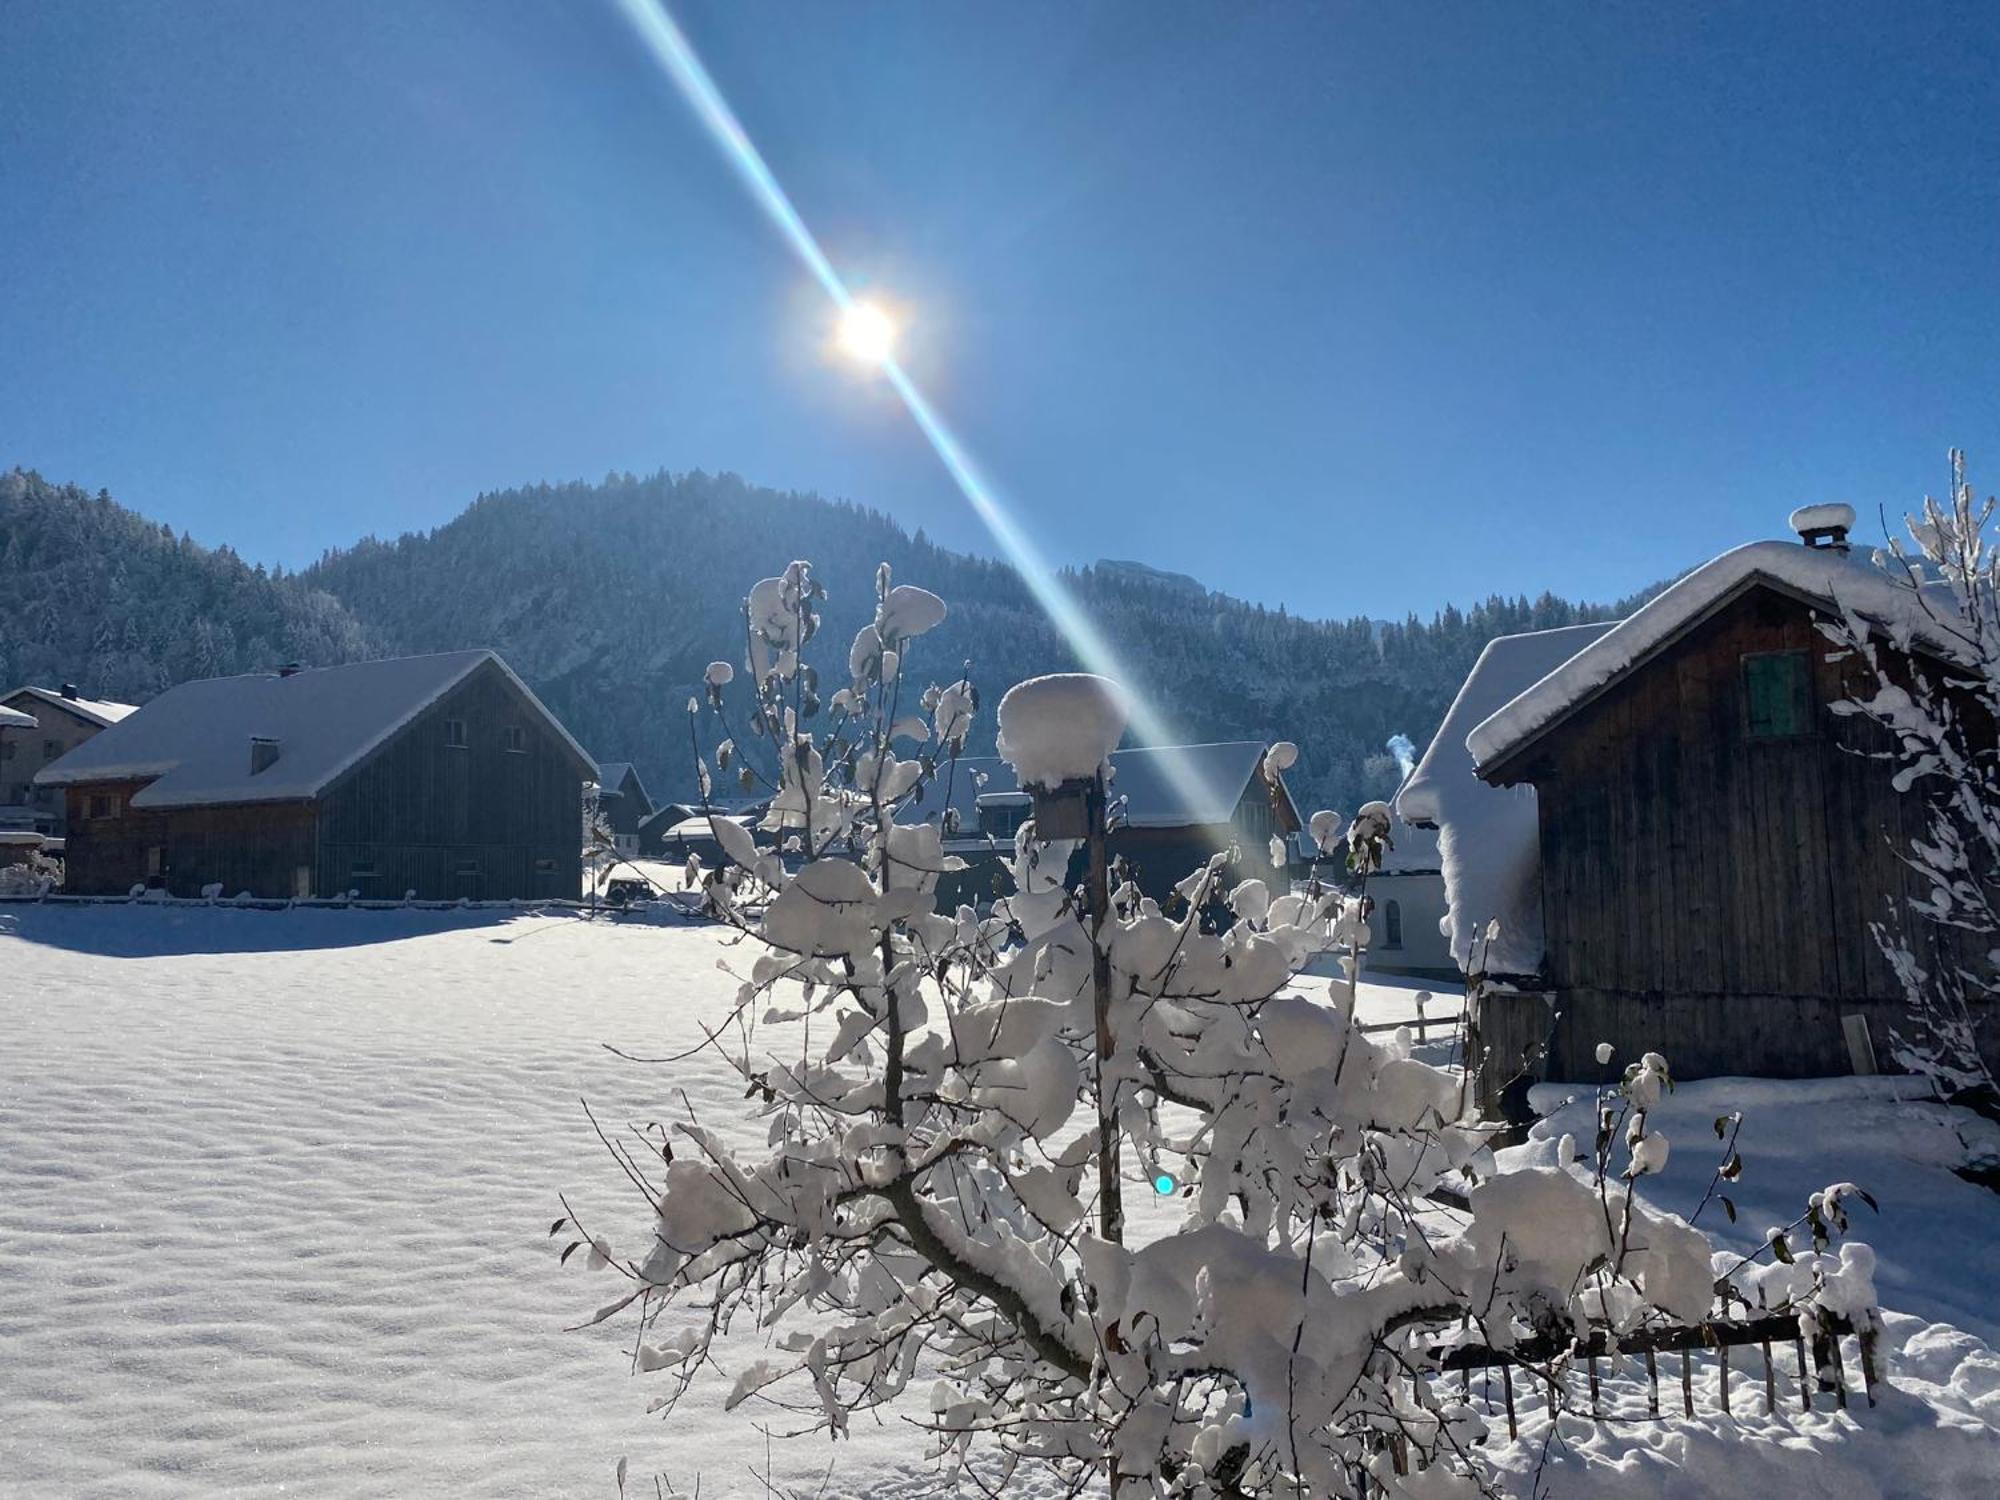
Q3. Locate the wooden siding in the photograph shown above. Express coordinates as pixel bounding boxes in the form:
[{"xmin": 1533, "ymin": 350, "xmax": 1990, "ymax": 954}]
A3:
[
  {"xmin": 314, "ymin": 659, "xmax": 587, "ymax": 901},
  {"xmin": 62, "ymin": 782, "xmax": 317, "ymax": 898},
  {"xmin": 1480, "ymin": 583, "xmax": 1993, "ymax": 1084}
]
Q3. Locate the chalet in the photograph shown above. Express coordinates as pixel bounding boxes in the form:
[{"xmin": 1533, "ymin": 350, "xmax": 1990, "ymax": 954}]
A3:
[
  {"xmin": 36, "ymin": 651, "xmax": 596, "ymax": 901},
  {"xmin": 592, "ymin": 762, "xmax": 656, "ymax": 858},
  {"xmin": 899, "ymin": 741, "xmax": 1303, "ymax": 911},
  {"xmin": 1403, "ymin": 511, "xmax": 1996, "ymax": 1102},
  {"xmin": 0, "ymin": 684, "xmax": 138, "ymax": 837}
]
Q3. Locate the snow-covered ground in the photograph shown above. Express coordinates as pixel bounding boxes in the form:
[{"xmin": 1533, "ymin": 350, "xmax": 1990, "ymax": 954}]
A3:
[{"xmin": 1, "ymin": 904, "xmax": 1995, "ymax": 1498}]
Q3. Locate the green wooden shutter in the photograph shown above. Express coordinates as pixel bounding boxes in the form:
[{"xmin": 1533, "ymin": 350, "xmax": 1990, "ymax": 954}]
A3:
[{"xmin": 1742, "ymin": 651, "xmax": 1812, "ymax": 738}]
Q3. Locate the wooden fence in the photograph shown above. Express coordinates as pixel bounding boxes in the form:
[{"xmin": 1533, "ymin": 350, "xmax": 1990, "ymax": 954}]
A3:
[{"xmin": 1434, "ymin": 1309, "xmax": 1878, "ymax": 1441}]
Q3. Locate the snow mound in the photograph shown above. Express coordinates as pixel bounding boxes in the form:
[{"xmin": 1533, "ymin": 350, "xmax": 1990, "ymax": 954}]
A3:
[{"xmin": 995, "ymin": 674, "xmax": 1128, "ymax": 789}]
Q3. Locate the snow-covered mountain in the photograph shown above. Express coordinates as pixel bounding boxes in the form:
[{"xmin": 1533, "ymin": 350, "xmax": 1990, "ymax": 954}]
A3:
[{"xmin": 1, "ymin": 465, "xmax": 1653, "ymax": 815}]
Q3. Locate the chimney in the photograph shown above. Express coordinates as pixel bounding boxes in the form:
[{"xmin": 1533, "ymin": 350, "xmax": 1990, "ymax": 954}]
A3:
[
  {"xmin": 250, "ymin": 737, "xmax": 281, "ymax": 775},
  {"xmin": 61, "ymin": 682, "xmax": 78, "ymax": 699},
  {"xmin": 277, "ymin": 662, "xmax": 303, "ymax": 678},
  {"xmin": 1789, "ymin": 503, "xmax": 1855, "ymax": 553}
]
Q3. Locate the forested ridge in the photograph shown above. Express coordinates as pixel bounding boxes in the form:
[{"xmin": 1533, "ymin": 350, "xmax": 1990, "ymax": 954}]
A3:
[{"xmin": 2, "ymin": 465, "xmax": 1659, "ymax": 814}]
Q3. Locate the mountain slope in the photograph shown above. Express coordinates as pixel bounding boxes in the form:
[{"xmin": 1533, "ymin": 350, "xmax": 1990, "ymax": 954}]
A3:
[
  {"xmin": 1, "ymin": 463, "xmax": 1652, "ymax": 817},
  {"xmin": 0, "ymin": 470, "xmax": 381, "ymax": 701},
  {"xmin": 302, "ymin": 469, "xmax": 1649, "ymax": 814}
]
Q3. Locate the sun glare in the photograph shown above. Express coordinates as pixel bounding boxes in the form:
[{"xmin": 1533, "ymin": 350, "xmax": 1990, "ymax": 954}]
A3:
[{"xmin": 837, "ymin": 300, "xmax": 897, "ymax": 366}]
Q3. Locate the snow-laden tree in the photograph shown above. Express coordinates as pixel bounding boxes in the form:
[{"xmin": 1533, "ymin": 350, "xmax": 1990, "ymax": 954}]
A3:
[
  {"xmin": 1823, "ymin": 451, "xmax": 1999, "ymax": 1111},
  {"xmin": 564, "ymin": 560, "xmax": 1848, "ymax": 1498}
]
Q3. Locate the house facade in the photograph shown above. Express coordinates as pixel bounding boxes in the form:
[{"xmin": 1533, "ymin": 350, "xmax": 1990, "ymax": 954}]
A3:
[
  {"xmin": 38, "ymin": 652, "xmax": 595, "ymax": 901},
  {"xmin": 1407, "ymin": 518, "xmax": 1996, "ymax": 1103},
  {"xmin": 1362, "ymin": 816, "xmax": 1454, "ymax": 980},
  {"xmin": 0, "ymin": 685, "xmax": 138, "ymax": 836}
]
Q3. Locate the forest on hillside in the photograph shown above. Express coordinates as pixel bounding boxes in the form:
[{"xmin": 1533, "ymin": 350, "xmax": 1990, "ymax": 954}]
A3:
[{"xmin": 2, "ymin": 466, "xmax": 1658, "ymax": 816}]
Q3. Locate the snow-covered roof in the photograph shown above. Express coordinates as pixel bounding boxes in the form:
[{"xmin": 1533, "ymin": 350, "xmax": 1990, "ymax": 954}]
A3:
[
  {"xmin": 1395, "ymin": 623, "xmax": 1617, "ymax": 975},
  {"xmin": 594, "ymin": 761, "xmax": 652, "ymax": 807},
  {"xmin": 0, "ymin": 704, "xmax": 35, "ymax": 730},
  {"xmin": 899, "ymin": 742, "xmax": 1296, "ymax": 833},
  {"xmin": 35, "ymin": 651, "xmax": 595, "ymax": 809},
  {"xmin": 1375, "ymin": 814, "xmax": 1440, "ymax": 874},
  {"xmin": 3, "ymin": 686, "xmax": 138, "ymax": 728},
  {"xmin": 1467, "ymin": 540, "xmax": 1965, "ymax": 773}
]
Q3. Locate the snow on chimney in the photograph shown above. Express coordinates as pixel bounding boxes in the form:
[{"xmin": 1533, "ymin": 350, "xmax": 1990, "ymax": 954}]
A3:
[
  {"xmin": 61, "ymin": 682, "xmax": 78, "ymax": 699},
  {"xmin": 1789, "ymin": 503, "xmax": 1855, "ymax": 553},
  {"xmin": 250, "ymin": 737, "xmax": 281, "ymax": 775},
  {"xmin": 277, "ymin": 662, "xmax": 304, "ymax": 678}
]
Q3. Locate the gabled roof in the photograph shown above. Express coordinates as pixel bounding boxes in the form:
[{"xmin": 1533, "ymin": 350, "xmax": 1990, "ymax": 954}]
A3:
[
  {"xmin": 1466, "ymin": 540, "xmax": 1966, "ymax": 775},
  {"xmin": 36, "ymin": 651, "xmax": 595, "ymax": 809},
  {"xmin": 896, "ymin": 741, "xmax": 1299, "ymax": 833},
  {"xmin": 3, "ymin": 686, "xmax": 139, "ymax": 728},
  {"xmin": 593, "ymin": 761, "xmax": 653, "ymax": 811},
  {"xmin": 1395, "ymin": 622, "xmax": 1617, "ymax": 975}
]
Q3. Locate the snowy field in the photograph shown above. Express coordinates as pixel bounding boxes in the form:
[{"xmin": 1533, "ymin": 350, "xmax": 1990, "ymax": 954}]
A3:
[{"xmin": 2, "ymin": 903, "xmax": 1996, "ymax": 1498}]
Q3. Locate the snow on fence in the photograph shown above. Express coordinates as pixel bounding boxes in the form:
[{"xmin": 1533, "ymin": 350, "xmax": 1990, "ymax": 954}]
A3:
[{"xmin": 1431, "ymin": 1309, "xmax": 1879, "ymax": 1445}]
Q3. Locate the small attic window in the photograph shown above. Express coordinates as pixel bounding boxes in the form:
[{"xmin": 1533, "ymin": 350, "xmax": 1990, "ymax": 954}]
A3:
[
  {"xmin": 501, "ymin": 726, "xmax": 527, "ymax": 754},
  {"xmin": 1742, "ymin": 651, "xmax": 1813, "ymax": 739},
  {"xmin": 445, "ymin": 718, "xmax": 467, "ymax": 749}
]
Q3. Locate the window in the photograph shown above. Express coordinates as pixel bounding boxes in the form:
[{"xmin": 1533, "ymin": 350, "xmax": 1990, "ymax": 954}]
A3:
[
  {"xmin": 43, "ymin": 739, "xmax": 59, "ymax": 761},
  {"xmin": 1384, "ymin": 899, "xmax": 1404, "ymax": 950},
  {"xmin": 1742, "ymin": 651, "xmax": 1813, "ymax": 739},
  {"xmin": 445, "ymin": 718, "xmax": 468, "ymax": 749},
  {"xmin": 534, "ymin": 858, "xmax": 556, "ymax": 875},
  {"xmin": 454, "ymin": 859, "xmax": 481, "ymax": 875},
  {"xmin": 350, "ymin": 862, "xmax": 378, "ymax": 879},
  {"xmin": 500, "ymin": 725, "xmax": 527, "ymax": 754},
  {"xmin": 86, "ymin": 793, "xmax": 120, "ymax": 820}
]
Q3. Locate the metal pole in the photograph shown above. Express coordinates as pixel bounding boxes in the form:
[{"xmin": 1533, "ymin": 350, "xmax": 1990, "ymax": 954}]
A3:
[{"xmin": 1086, "ymin": 770, "xmax": 1122, "ymax": 1244}]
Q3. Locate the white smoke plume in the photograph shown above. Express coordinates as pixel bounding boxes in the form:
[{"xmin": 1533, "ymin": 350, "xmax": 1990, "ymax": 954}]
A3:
[{"xmin": 1387, "ymin": 733, "xmax": 1417, "ymax": 782}]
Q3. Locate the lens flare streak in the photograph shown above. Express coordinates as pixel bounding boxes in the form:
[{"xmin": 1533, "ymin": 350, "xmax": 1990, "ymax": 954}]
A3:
[{"xmin": 611, "ymin": 0, "xmax": 1226, "ymax": 816}]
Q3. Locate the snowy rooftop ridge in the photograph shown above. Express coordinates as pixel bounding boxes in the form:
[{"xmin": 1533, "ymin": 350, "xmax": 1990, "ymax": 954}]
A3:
[
  {"xmin": 35, "ymin": 651, "xmax": 595, "ymax": 809},
  {"xmin": 1466, "ymin": 539, "xmax": 1966, "ymax": 772},
  {"xmin": 3, "ymin": 685, "xmax": 139, "ymax": 728},
  {"xmin": 1395, "ymin": 622, "xmax": 1617, "ymax": 975}
]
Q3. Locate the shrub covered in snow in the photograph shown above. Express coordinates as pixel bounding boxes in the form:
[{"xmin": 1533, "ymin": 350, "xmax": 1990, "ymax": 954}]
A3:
[
  {"xmin": 1823, "ymin": 450, "xmax": 2000, "ymax": 1112},
  {"xmin": 566, "ymin": 562, "xmax": 1881, "ymax": 1499}
]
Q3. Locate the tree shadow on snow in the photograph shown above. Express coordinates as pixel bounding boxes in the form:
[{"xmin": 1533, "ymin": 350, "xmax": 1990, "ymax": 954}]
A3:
[{"xmin": 0, "ymin": 901, "xmax": 589, "ymax": 958}]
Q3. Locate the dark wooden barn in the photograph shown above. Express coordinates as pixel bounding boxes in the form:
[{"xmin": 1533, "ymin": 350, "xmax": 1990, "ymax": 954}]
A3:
[
  {"xmin": 1433, "ymin": 522, "xmax": 1996, "ymax": 1100},
  {"xmin": 37, "ymin": 651, "xmax": 596, "ymax": 901}
]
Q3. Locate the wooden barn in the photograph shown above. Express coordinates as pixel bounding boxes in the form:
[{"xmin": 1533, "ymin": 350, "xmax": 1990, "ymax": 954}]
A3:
[
  {"xmin": 36, "ymin": 651, "xmax": 596, "ymax": 901},
  {"xmin": 592, "ymin": 761, "xmax": 656, "ymax": 858},
  {"xmin": 1405, "ymin": 515, "xmax": 1995, "ymax": 1103},
  {"xmin": 901, "ymin": 741, "xmax": 1303, "ymax": 912}
]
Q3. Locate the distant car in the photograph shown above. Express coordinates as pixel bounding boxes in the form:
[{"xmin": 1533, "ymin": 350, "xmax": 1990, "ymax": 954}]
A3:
[{"xmin": 604, "ymin": 877, "xmax": 651, "ymax": 908}]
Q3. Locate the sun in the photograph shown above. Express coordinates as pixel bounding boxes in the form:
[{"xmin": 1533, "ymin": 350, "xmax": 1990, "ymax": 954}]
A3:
[{"xmin": 836, "ymin": 300, "xmax": 897, "ymax": 366}]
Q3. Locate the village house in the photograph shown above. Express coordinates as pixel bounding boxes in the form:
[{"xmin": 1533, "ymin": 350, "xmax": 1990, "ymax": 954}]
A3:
[
  {"xmin": 37, "ymin": 651, "xmax": 595, "ymax": 901},
  {"xmin": 1401, "ymin": 510, "xmax": 1996, "ymax": 1106},
  {"xmin": 901, "ymin": 741, "xmax": 1303, "ymax": 911},
  {"xmin": 637, "ymin": 801, "xmax": 700, "ymax": 858},
  {"xmin": 0, "ymin": 684, "xmax": 138, "ymax": 837},
  {"xmin": 591, "ymin": 761, "xmax": 656, "ymax": 859},
  {"xmin": 1361, "ymin": 813, "xmax": 1455, "ymax": 981}
]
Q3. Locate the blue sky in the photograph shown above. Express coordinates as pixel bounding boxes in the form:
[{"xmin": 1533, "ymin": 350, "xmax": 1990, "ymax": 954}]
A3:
[{"xmin": 3, "ymin": 1, "xmax": 1995, "ymax": 617}]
